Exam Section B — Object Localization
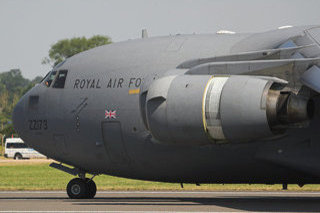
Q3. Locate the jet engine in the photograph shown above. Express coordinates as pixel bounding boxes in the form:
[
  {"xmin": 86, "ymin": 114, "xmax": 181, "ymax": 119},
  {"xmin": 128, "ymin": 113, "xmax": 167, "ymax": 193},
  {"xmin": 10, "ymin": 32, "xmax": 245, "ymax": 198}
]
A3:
[{"xmin": 140, "ymin": 75, "xmax": 314, "ymax": 145}]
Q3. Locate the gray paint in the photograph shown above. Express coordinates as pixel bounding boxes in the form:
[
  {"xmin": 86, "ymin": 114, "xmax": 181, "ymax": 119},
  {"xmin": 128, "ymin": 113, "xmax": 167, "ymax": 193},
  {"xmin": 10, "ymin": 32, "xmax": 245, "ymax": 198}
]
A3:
[
  {"xmin": 12, "ymin": 25, "xmax": 320, "ymax": 185},
  {"xmin": 219, "ymin": 76, "xmax": 273, "ymax": 142}
]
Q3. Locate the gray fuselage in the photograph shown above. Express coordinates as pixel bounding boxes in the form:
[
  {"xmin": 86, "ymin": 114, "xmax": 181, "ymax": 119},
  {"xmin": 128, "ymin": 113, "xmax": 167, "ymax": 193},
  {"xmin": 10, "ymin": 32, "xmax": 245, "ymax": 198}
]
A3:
[{"xmin": 13, "ymin": 26, "xmax": 320, "ymax": 184}]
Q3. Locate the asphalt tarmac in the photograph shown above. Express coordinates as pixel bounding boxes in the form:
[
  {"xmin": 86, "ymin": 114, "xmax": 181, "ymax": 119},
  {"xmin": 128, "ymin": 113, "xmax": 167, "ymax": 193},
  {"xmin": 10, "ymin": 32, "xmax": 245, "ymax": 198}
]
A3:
[{"xmin": 1, "ymin": 191, "xmax": 320, "ymax": 212}]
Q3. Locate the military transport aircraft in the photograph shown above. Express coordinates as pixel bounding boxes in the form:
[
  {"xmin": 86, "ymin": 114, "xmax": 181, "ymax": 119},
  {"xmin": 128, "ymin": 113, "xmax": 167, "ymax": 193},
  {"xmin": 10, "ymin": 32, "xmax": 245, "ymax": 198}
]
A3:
[{"xmin": 12, "ymin": 25, "xmax": 320, "ymax": 199}]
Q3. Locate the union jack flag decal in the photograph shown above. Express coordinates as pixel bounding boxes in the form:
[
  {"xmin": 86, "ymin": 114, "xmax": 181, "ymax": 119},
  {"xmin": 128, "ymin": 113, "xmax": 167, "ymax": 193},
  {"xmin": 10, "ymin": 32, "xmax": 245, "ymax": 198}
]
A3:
[{"xmin": 105, "ymin": 110, "xmax": 116, "ymax": 119}]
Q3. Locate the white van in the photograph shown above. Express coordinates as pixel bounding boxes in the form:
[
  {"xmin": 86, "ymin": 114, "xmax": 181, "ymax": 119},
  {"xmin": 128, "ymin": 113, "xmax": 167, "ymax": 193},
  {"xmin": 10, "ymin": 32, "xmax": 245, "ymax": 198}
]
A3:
[{"xmin": 4, "ymin": 138, "xmax": 46, "ymax": 159}]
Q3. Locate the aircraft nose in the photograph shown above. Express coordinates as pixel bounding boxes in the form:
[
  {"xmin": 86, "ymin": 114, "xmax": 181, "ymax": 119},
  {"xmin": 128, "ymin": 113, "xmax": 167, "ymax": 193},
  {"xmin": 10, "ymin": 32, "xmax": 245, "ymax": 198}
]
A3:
[
  {"xmin": 12, "ymin": 84, "xmax": 48, "ymax": 151},
  {"xmin": 12, "ymin": 95, "xmax": 27, "ymax": 136}
]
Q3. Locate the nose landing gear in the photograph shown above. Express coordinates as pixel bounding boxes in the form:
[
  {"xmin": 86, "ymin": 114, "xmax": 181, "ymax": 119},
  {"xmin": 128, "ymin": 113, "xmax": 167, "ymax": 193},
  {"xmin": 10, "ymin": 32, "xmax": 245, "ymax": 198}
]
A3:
[
  {"xmin": 85, "ymin": 178, "xmax": 97, "ymax": 199},
  {"xmin": 67, "ymin": 177, "xmax": 97, "ymax": 199},
  {"xmin": 49, "ymin": 162, "xmax": 97, "ymax": 199}
]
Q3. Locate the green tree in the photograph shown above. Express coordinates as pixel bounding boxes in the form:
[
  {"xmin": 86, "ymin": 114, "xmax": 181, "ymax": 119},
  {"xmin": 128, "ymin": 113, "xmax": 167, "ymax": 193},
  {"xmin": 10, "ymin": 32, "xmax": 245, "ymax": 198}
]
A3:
[
  {"xmin": 42, "ymin": 35, "xmax": 112, "ymax": 67},
  {"xmin": 0, "ymin": 69, "xmax": 42, "ymax": 135},
  {"xmin": 0, "ymin": 69, "xmax": 29, "ymax": 118},
  {"xmin": 1, "ymin": 123, "xmax": 15, "ymax": 137}
]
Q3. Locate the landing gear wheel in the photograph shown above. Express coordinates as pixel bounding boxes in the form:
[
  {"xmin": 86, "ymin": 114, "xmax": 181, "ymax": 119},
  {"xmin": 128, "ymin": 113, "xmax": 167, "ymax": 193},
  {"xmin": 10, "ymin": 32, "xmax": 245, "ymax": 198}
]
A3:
[
  {"xmin": 85, "ymin": 178, "xmax": 97, "ymax": 199},
  {"xmin": 67, "ymin": 178, "xmax": 88, "ymax": 199},
  {"xmin": 14, "ymin": 153, "xmax": 22, "ymax": 160}
]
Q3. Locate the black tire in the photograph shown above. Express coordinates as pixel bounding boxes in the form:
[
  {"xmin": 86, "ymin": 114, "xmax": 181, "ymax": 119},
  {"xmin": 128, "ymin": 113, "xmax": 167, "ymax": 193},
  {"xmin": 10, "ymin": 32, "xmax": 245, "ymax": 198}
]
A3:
[
  {"xmin": 67, "ymin": 178, "xmax": 88, "ymax": 199},
  {"xmin": 85, "ymin": 178, "xmax": 97, "ymax": 199},
  {"xmin": 14, "ymin": 153, "xmax": 22, "ymax": 160}
]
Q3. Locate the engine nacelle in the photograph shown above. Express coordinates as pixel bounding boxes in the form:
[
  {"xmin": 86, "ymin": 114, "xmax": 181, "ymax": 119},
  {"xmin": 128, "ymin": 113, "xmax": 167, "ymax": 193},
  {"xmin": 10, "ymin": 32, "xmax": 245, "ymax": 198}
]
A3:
[{"xmin": 141, "ymin": 75, "xmax": 313, "ymax": 145}]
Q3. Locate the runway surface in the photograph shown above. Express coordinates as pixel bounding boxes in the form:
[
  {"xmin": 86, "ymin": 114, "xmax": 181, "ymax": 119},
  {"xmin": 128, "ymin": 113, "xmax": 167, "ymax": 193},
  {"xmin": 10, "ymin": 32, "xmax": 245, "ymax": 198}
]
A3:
[{"xmin": 1, "ymin": 191, "xmax": 320, "ymax": 212}]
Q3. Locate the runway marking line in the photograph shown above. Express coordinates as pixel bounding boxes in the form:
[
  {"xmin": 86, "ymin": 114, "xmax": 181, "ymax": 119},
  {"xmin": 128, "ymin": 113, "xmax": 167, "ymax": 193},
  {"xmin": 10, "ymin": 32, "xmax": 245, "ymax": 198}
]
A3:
[
  {"xmin": 1, "ymin": 191, "xmax": 320, "ymax": 195},
  {"xmin": 0, "ymin": 211, "xmax": 313, "ymax": 213}
]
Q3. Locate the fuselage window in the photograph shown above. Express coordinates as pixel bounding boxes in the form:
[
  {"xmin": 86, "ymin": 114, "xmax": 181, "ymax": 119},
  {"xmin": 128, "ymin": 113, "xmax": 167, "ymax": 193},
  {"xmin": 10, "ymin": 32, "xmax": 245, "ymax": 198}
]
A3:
[
  {"xmin": 53, "ymin": 70, "xmax": 68, "ymax": 89},
  {"xmin": 44, "ymin": 71, "xmax": 57, "ymax": 87}
]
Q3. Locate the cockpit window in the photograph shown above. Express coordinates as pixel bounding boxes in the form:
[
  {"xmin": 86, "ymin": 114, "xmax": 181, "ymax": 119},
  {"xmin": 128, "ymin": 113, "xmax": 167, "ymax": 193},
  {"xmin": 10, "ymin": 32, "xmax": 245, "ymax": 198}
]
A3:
[
  {"xmin": 43, "ymin": 71, "xmax": 57, "ymax": 87},
  {"xmin": 40, "ymin": 71, "xmax": 50, "ymax": 83},
  {"xmin": 53, "ymin": 70, "xmax": 68, "ymax": 89}
]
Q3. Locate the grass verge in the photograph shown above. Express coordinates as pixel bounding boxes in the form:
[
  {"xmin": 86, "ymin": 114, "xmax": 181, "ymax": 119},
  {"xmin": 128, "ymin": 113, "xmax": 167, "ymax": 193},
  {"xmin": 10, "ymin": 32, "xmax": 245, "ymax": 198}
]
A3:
[{"xmin": 1, "ymin": 163, "xmax": 320, "ymax": 191}]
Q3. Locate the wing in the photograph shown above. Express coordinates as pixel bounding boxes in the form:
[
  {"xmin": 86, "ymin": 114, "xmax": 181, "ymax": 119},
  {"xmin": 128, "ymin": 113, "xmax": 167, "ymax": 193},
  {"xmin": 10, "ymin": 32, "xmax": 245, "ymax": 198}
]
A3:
[{"xmin": 177, "ymin": 26, "xmax": 320, "ymax": 93}]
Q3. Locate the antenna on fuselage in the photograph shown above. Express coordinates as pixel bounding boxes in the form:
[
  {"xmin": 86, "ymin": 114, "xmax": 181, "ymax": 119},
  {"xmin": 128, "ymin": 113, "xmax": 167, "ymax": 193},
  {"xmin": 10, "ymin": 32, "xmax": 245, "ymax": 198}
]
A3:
[{"xmin": 142, "ymin": 29, "xmax": 148, "ymax": 39}]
